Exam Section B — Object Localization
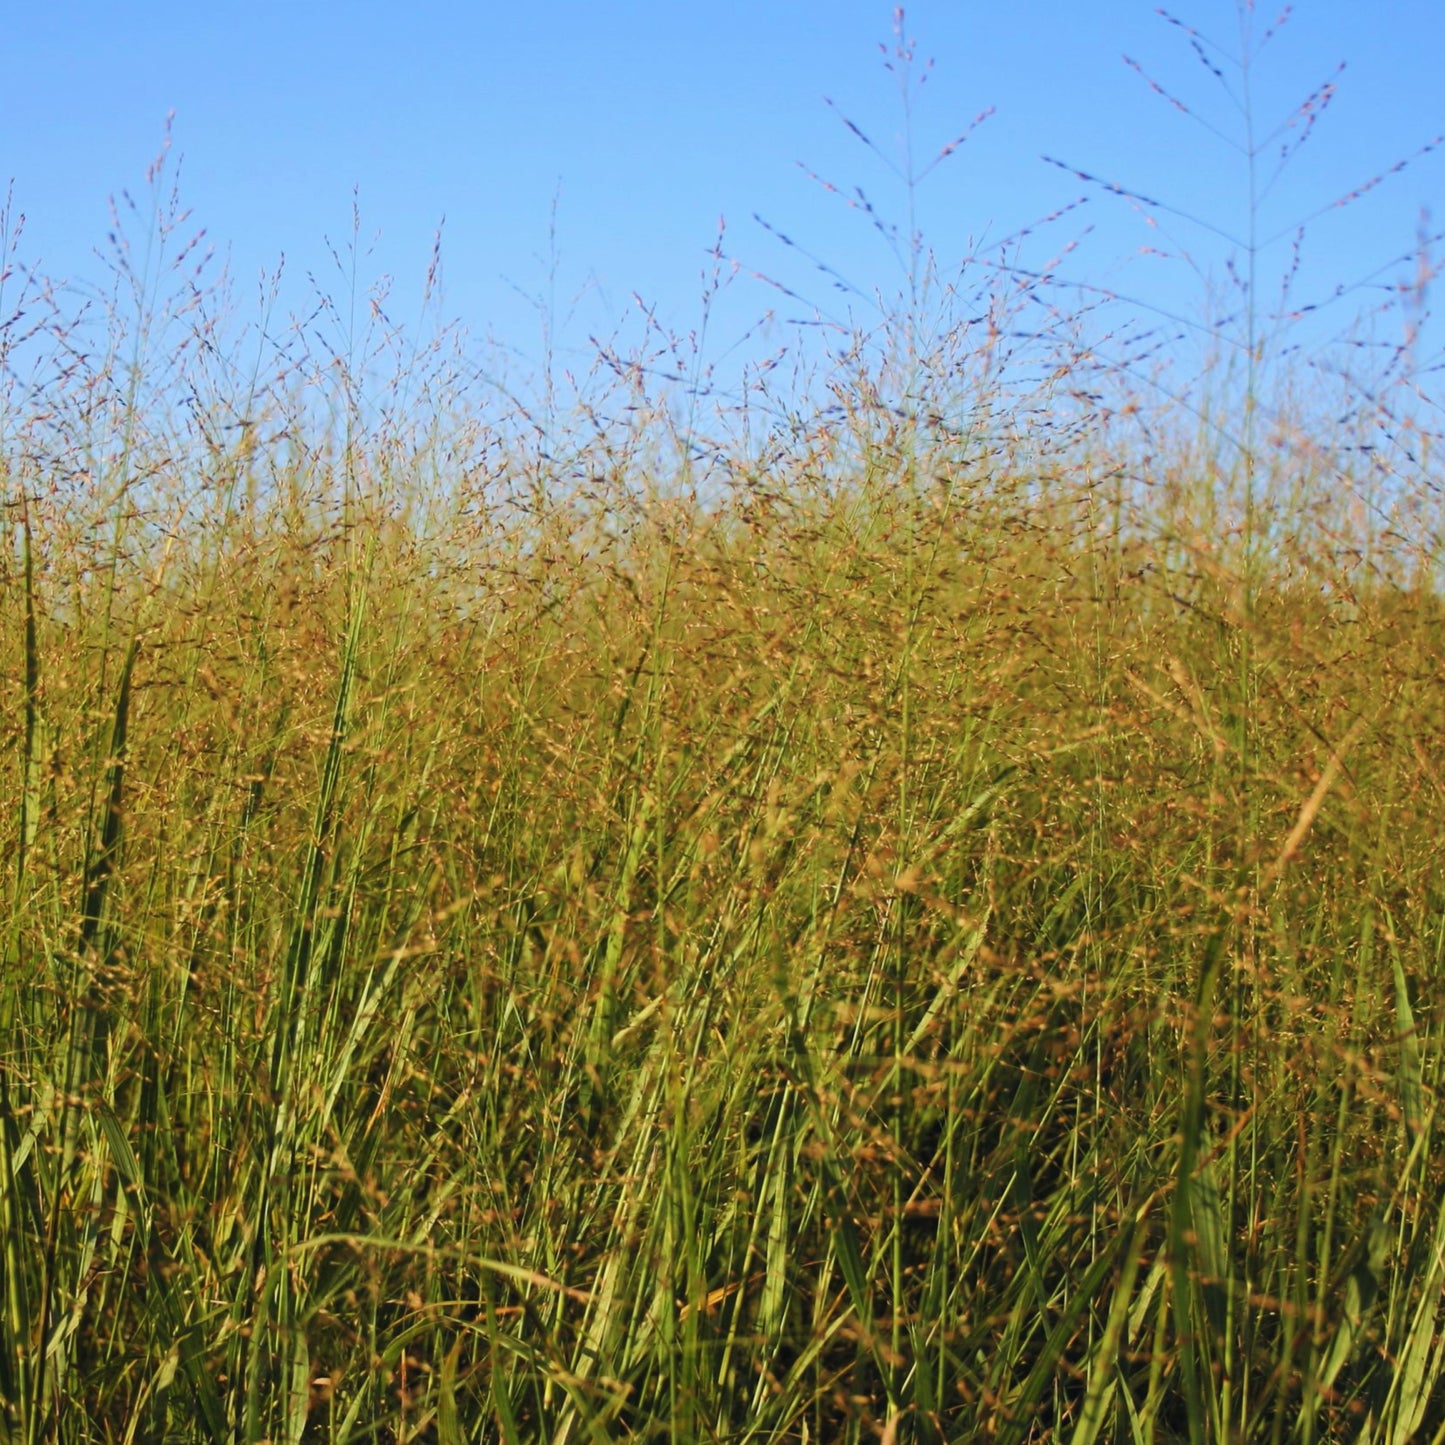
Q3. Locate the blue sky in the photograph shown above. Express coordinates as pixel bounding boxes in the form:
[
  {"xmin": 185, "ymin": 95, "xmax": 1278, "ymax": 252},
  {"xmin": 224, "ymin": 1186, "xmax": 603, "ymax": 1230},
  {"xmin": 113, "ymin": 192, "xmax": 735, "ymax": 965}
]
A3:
[{"xmin": 3, "ymin": 1, "xmax": 1442, "ymax": 405}]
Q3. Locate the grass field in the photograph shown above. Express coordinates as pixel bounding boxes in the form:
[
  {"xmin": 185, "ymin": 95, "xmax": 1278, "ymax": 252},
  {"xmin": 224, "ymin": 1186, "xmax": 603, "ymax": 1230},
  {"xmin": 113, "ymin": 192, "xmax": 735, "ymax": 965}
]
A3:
[{"xmin": 3, "ymin": 34, "xmax": 1445, "ymax": 1445}]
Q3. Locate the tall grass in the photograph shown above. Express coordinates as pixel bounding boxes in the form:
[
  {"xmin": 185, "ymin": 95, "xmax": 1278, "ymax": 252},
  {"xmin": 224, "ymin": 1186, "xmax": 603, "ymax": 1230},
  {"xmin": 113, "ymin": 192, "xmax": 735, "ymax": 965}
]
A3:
[{"xmin": 3, "ymin": 10, "xmax": 1445, "ymax": 1443}]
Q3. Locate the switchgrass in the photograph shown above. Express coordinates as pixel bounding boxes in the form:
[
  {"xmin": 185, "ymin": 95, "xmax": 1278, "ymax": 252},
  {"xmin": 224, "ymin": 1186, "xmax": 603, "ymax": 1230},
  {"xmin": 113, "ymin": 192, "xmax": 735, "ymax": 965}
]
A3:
[
  {"xmin": 4, "ymin": 353, "xmax": 1443, "ymax": 1442},
  {"xmin": 4, "ymin": 14, "xmax": 1445, "ymax": 1444}
]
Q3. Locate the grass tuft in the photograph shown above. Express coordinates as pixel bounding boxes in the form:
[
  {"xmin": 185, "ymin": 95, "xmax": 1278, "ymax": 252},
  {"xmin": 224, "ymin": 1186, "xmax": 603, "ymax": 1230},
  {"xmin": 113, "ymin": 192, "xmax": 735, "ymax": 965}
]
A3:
[{"xmin": 2, "ymin": 9, "xmax": 1444, "ymax": 1441}]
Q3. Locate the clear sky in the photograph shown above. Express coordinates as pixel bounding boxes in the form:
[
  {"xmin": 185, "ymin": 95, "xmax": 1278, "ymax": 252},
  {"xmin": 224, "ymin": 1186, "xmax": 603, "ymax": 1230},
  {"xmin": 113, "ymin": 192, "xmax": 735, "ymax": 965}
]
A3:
[{"xmin": 3, "ymin": 1, "xmax": 1442, "ymax": 406}]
